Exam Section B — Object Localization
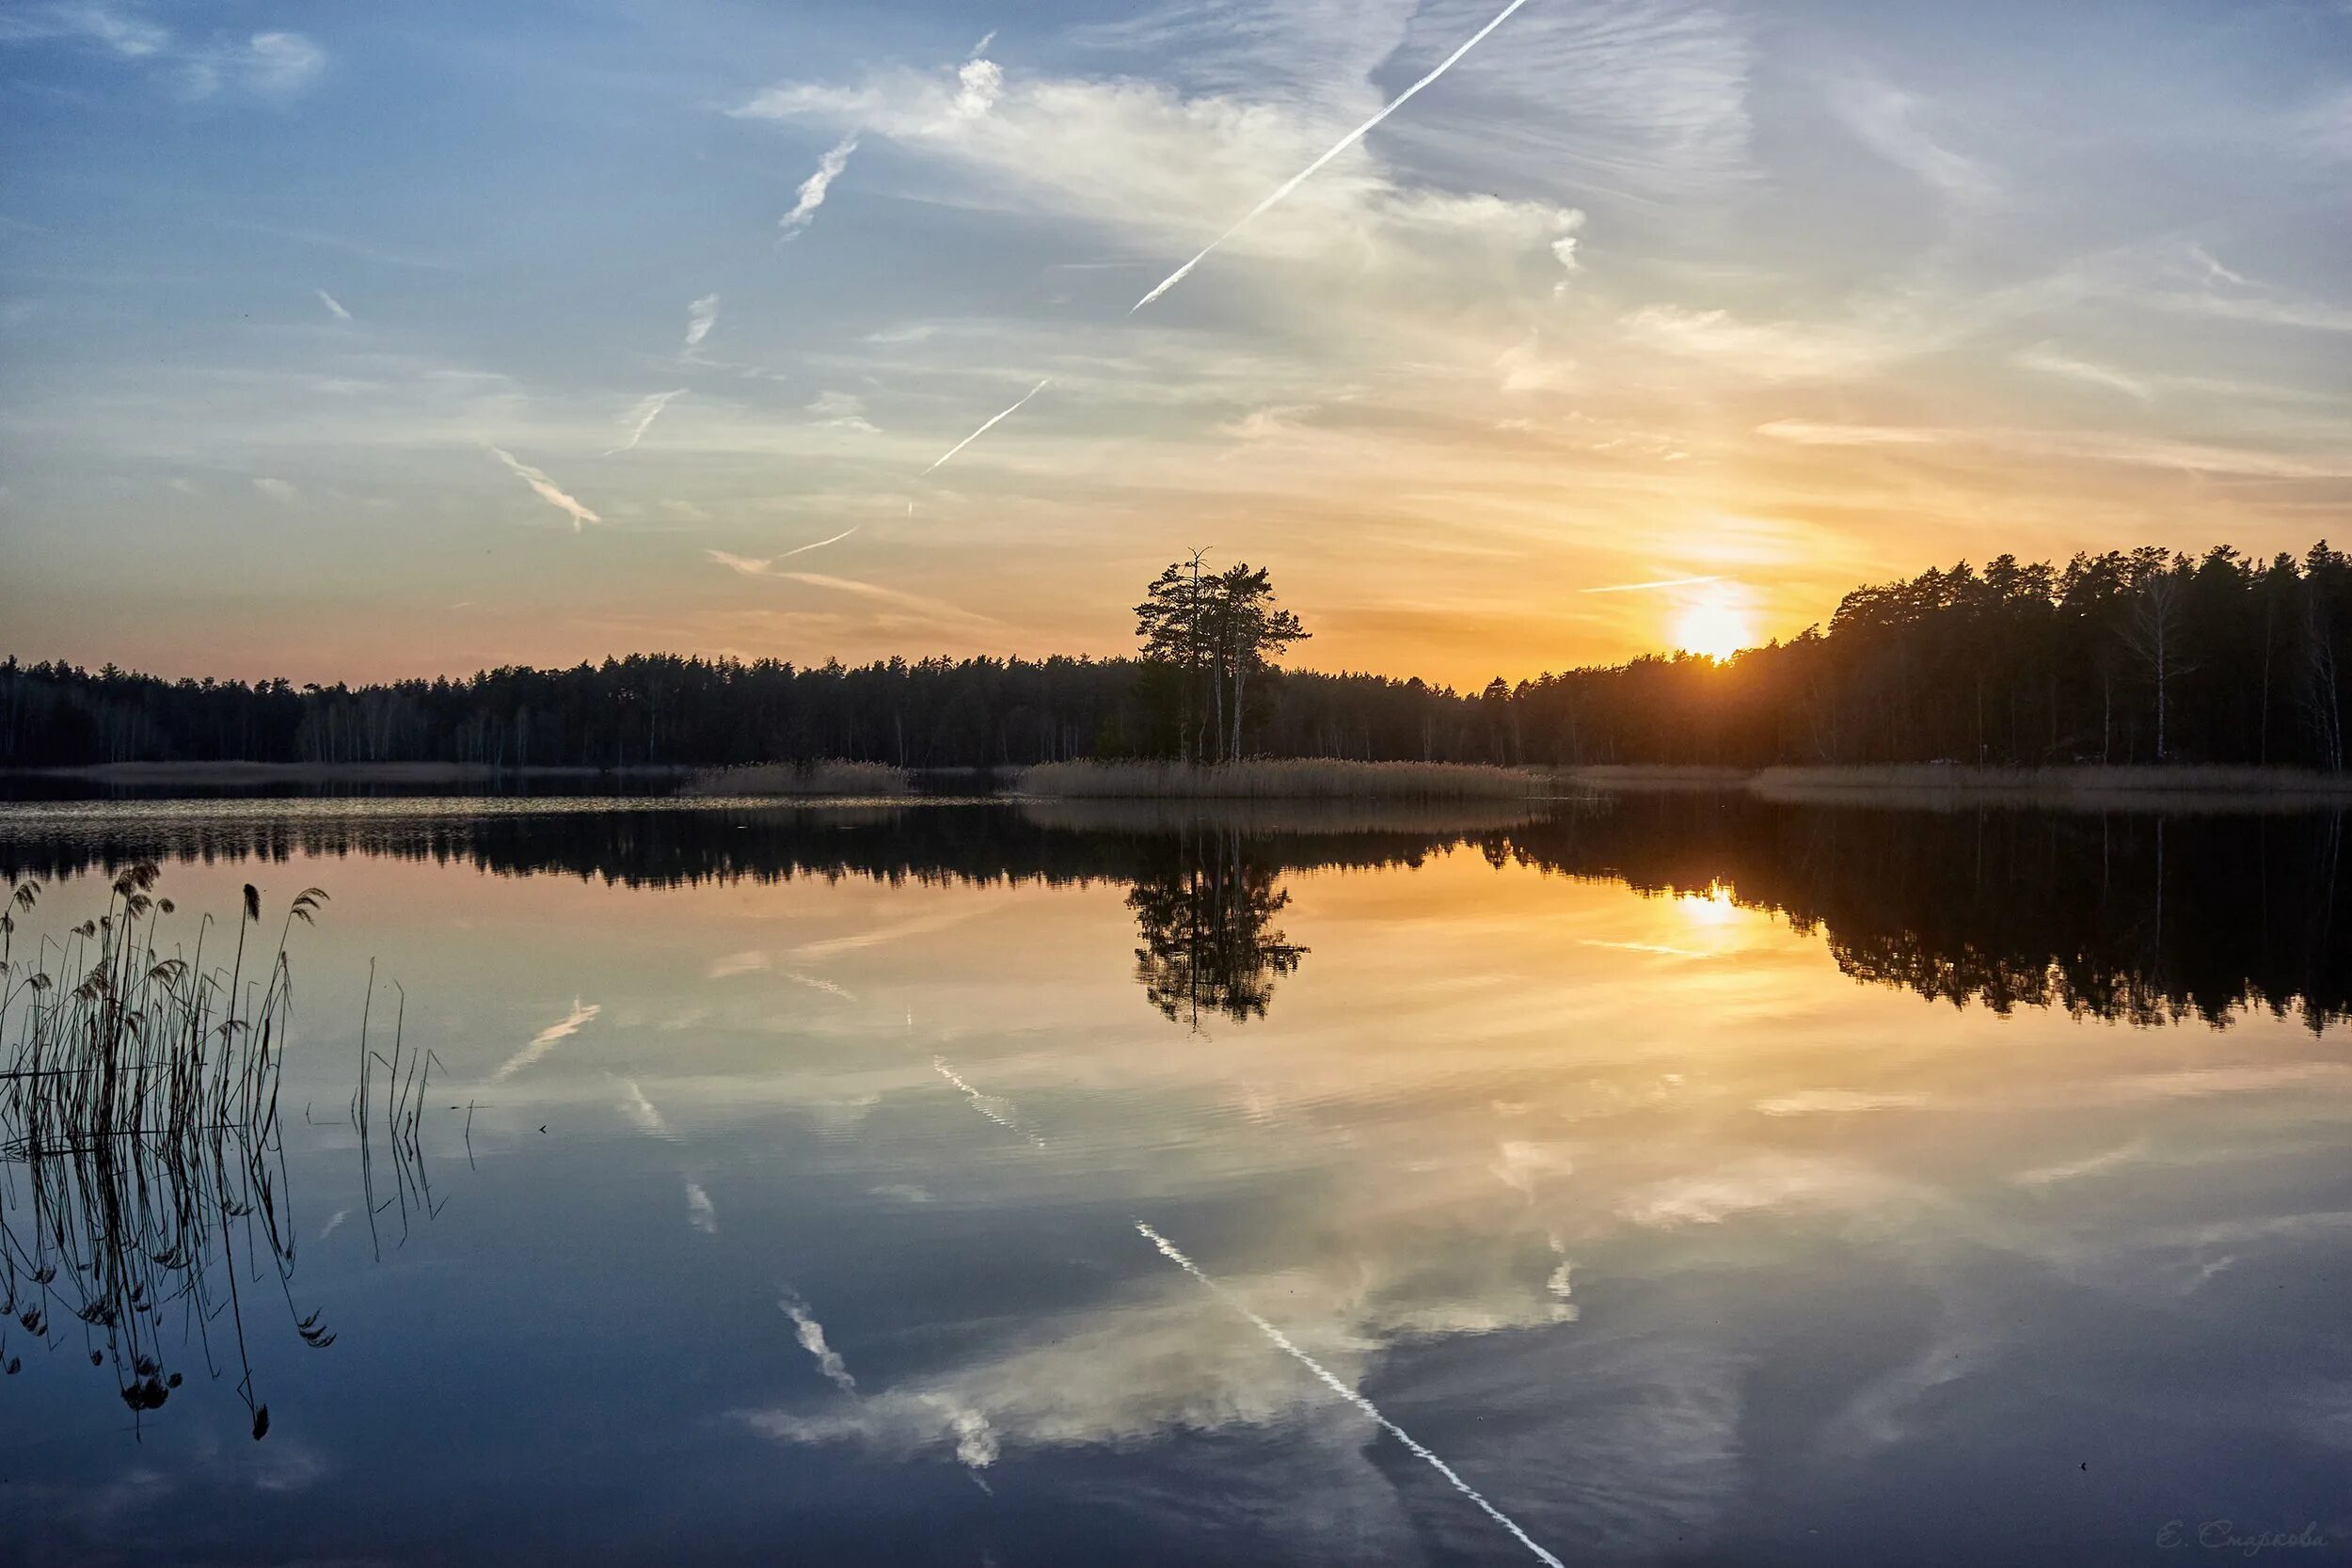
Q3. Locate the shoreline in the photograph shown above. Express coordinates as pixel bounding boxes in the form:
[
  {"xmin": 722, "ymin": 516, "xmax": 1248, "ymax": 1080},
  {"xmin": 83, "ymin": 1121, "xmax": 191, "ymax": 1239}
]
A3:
[{"xmin": 6, "ymin": 758, "xmax": 2350, "ymax": 810}]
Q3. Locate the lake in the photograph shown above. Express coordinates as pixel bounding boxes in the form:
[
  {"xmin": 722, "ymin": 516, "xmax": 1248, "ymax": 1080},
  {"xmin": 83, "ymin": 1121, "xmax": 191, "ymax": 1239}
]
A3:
[{"xmin": 2, "ymin": 794, "xmax": 2346, "ymax": 1566}]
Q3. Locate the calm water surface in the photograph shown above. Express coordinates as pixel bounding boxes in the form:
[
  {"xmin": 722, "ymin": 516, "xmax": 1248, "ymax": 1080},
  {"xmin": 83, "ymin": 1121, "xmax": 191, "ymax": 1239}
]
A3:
[{"xmin": 1, "ymin": 796, "xmax": 2347, "ymax": 1566}]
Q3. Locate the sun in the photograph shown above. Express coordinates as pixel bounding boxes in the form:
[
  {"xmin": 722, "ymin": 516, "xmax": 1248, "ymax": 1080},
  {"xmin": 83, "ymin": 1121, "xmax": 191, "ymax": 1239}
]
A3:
[{"xmin": 1670, "ymin": 586, "xmax": 1756, "ymax": 661}]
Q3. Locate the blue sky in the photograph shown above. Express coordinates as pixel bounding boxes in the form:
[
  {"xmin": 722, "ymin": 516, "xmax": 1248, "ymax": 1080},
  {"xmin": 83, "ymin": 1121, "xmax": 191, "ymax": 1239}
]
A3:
[{"xmin": 3, "ymin": 0, "xmax": 2348, "ymax": 684}]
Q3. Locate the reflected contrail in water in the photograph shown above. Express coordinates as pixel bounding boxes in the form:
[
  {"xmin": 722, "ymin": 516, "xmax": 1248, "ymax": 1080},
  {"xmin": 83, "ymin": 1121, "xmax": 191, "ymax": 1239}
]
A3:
[
  {"xmin": 932, "ymin": 1057, "xmax": 1049, "ymax": 1150},
  {"xmin": 926, "ymin": 1059, "xmax": 1560, "ymax": 1563},
  {"xmin": 1135, "ymin": 1222, "xmax": 1566, "ymax": 1568}
]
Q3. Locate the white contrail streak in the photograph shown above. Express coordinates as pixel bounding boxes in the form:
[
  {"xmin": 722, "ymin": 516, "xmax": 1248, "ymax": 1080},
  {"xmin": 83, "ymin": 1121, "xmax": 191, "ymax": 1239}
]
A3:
[
  {"xmin": 1136, "ymin": 1222, "xmax": 1565, "ymax": 1568},
  {"xmin": 1131, "ymin": 0, "xmax": 1532, "ymax": 311},
  {"xmin": 922, "ymin": 378, "xmax": 1051, "ymax": 474},
  {"xmin": 1578, "ymin": 575, "xmax": 1723, "ymax": 594},
  {"xmin": 782, "ymin": 525, "xmax": 858, "ymax": 558},
  {"xmin": 925, "ymin": 1060, "xmax": 1562, "ymax": 1564},
  {"xmin": 607, "ymin": 388, "xmax": 687, "ymax": 454},
  {"xmin": 932, "ymin": 1057, "xmax": 1048, "ymax": 1149}
]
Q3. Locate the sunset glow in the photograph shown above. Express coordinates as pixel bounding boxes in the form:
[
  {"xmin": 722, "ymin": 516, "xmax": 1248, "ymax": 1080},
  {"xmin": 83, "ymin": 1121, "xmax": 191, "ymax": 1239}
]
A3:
[
  {"xmin": 1670, "ymin": 587, "xmax": 1757, "ymax": 662},
  {"xmin": 0, "ymin": 5, "xmax": 2344, "ymax": 690}
]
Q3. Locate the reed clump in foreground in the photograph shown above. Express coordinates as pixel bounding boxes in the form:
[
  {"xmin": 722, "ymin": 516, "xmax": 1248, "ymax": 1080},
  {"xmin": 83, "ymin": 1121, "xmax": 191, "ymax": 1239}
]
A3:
[
  {"xmin": 1013, "ymin": 759, "xmax": 1543, "ymax": 800},
  {"xmin": 0, "ymin": 866, "xmax": 336, "ymax": 1438},
  {"xmin": 676, "ymin": 760, "xmax": 914, "ymax": 798}
]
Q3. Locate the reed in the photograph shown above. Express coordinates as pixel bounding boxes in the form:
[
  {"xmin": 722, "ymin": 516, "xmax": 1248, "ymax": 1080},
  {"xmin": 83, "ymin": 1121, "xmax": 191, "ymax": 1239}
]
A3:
[
  {"xmin": 1011, "ymin": 759, "xmax": 1544, "ymax": 800},
  {"xmin": 0, "ymin": 866, "xmax": 334, "ymax": 1437},
  {"xmin": 676, "ymin": 760, "xmax": 914, "ymax": 798}
]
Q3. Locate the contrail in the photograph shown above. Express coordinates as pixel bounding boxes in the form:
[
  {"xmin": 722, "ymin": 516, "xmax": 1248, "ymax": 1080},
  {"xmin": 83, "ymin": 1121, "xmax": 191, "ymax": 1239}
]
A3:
[
  {"xmin": 922, "ymin": 377, "xmax": 1051, "ymax": 474},
  {"xmin": 1136, "ymin": 1223, "xmax": 1565, "ymax": 1568},
  {"xmin": 782, "ymin": 524, "xmax": 858, "ymax": 558},
  {"xmin": 1131, "ymin": 0, "xmax": 1533, "ymax": 311},
  {"xmin": 1578, "ymin": 575, "xmax": 1723, "ymax": 594},
  {"xmin": 607, "ymin": 388, "xmax": 687, "ymax": 455}
]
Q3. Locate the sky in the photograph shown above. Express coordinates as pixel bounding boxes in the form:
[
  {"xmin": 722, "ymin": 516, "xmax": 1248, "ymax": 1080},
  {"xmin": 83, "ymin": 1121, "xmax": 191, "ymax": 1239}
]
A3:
[{"xmin": 1, "ymin": 0, "xmax": 2347, "ymax": 688}]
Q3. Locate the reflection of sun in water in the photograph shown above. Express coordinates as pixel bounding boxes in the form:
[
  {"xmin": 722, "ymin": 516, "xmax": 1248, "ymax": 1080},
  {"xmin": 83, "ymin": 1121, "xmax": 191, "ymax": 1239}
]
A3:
[
  {"xmin": 1676, "ymin": 882, "xmax": 1740, "ymax": 926},
  {"xmin": 1671, "ymin": 584, "xmax": 1756, "ymax": 660}
]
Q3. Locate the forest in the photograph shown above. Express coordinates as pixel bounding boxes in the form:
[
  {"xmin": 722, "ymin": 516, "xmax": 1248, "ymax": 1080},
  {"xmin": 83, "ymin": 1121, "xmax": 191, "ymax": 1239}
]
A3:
[{"xmin": 3, "ymin": 540, "xmax": 2347, "ymax": 771}]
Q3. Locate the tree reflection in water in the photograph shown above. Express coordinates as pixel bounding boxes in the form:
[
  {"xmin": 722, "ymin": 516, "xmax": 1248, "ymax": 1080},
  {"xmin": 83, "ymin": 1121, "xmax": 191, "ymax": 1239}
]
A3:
[{"xmin": 1127, "ymin": 828, "xmax": 1309, "ymax": 1028}]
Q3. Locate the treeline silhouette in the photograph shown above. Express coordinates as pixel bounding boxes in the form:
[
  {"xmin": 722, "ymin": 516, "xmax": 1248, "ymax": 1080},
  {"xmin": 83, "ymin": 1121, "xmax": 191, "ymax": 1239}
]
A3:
[
  {"xmin": 5, "ymin": 797, "xmax": 2344, "ymax": 1031},
  {"xmin": 6, "ymin": 542, "xmax": 2349, "ymax": 770}
]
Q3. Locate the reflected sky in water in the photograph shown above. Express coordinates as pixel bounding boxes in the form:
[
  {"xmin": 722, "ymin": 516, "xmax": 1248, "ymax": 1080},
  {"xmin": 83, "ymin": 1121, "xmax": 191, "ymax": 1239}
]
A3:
[{"xmin": 1, "ymin": 799, "xmax": 2346, "ymax": 1566}]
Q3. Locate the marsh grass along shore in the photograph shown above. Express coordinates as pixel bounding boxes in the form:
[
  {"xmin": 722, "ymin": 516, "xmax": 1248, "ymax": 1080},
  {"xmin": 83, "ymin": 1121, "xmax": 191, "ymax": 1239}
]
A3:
[{"xmin": 13, "ymin": 756, "xmax": 2352, "ymax": 808}]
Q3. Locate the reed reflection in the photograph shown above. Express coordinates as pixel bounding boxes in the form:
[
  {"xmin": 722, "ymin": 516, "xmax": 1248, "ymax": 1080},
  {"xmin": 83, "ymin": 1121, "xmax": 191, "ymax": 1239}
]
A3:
[{"xmin": 0, "ymin": 865, "xmax": 445, "ymax": 1437}]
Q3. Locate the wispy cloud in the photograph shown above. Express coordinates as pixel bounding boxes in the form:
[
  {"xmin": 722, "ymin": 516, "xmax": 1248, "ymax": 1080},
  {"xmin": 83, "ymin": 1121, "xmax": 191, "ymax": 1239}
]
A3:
[
  {"xmin": 313, "ymin": 288, "xmax": 351, "ymax": 321},
  {"xmin": 921, "ymin": 377, "xmax": 1050, "ymax": 473},
  {"xmin": 1826, "ymin": 77, "xmax": 1998, "ymax": 207},
  {"xmin": 487, "ymin": 446, "xmax": 602, "ymax": 530},
  {"xmin": 252, "ymin": 476, "xmax": 298, "ymax": 502},
  {"xmin": 608, "ymin": 388, "xmax": 687, "ymax": 454},
  {"xmin": 2014, "ymin": 344, "xmax": 2153, "ymax": 403},
  {"xmin": 0, "ymin": 4, "xmax": 167, "ymax": 58},
  {"xmin": 3, "ymin": 8, "xmax": 324, "ymax": 99},
  {"xmin": 806, "ymin": 389, "xmax": 880, "ymax": 433},
  {"xmin": 780, "ymin": 133, "xmax": 859, "ymax": 239},
  {"xmin": 239, "ymin": 31, "xmax": 323, "ymax": 97},
  {"xmin": 684, "ymin": 293, "xmax": 719, "ymax": 349},
  {"xmin": 780, "ymin": 572, "xmax": 1000, "ymax": 628},
  {"xmin": 1580, "ymin": 575, "xmax": 1723, "ymax": 594},
  {"xmin": 491, "ymin": 997, "xmax": 601, "ymax": 1082},
  {"xmin": 1131, "ymin": 0, "xmax": 1534, "ymax": 310}
]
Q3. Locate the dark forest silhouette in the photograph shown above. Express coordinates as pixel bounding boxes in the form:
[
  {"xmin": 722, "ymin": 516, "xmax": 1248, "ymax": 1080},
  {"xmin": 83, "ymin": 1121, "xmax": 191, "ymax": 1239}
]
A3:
[
  {"xmin": 7, "ymin": 541, "xmax": 2351, "ymax": 770},
  {"xmin": 5, "ymin": 797, "xmax": 2344, "ymax": 1033}
]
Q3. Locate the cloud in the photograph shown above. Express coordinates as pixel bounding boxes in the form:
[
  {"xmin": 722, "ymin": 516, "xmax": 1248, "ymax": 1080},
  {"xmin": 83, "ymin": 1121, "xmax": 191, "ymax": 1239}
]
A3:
[
  {"xmin": 252, "ymin": 476, "xmax": 297, "ymax": 502},
  {"xmin": 781, "ymin": 1293, "xmax": 858, "ymax": 1395},
  {"xmin": 806, "ymin": 389, "xmax": 880, "ymax": 433},
  {"xmin": 1756, "ymin": 420, "xmax": 2350, "ymax": 479},
  {"xmin": 780, "ymin": 133, "xmax": 859, "ymax": 239},
  {"xmin": 1825, "ymin": 77, "xmax": 1998, "ymax": 207},
  {"xmin": 608, "ymin": 388, "xmax": 687, "ymax": 454},
  {"xmin": 952, "ymin": 55, "xmax": 1003, "ymax": 120},
  {"xmin": 780, "ymin": 572, "xmax": 1000, "ymax": 629},
  {"xmin": 2014, "ymin": 344, "xmax": 2153, "ymax": 403},
  {"xmin": 486, "ymin": 446, "xmax": 602, "ymax": 530},
  {"xmin": 707, "ymin": 549, "xmax": 774, "ymax": 577},
  {"xmin": 313, "ymin": 289, "xmax": 351, "ymax": 321},
  {"xmin": 684, "ymin": 293, "xmax": 720, "ymax": 349},
  {"xmin": 0, "ymin": 5, "xmax": 168, "ymax": 58},
  {"xmin": 1549, "ymin": 211, "xmax": 1587, "ymax": 294},
  {"xmin": 1579, "ymin": 575, "xmax": 1724, "ymax": 594},
  {"xmin": 241, "ymin": 31, "xmax": 323, "ymax": 96},
  {"xmin": 3, "ymin": 9, "xmax": 323, "ymax": 99}
]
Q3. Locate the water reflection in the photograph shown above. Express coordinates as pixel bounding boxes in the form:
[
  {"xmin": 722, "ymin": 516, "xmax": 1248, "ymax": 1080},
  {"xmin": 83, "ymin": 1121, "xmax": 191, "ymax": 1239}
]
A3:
[
  {"xmin": 0, "ymin": 798, "xmax": 2344, "ymax": 1564},
  {"xmin": 1130, "ymin": 829, "xmax": 1309, "ymax": 1027},
  {"xmin": 0, "ymin": 868, "xmax": 330, "ymax": 1438},
  {"xmin": 4, "ymin": 794, "xmax": 2346, "ymax": 1030}
]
